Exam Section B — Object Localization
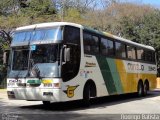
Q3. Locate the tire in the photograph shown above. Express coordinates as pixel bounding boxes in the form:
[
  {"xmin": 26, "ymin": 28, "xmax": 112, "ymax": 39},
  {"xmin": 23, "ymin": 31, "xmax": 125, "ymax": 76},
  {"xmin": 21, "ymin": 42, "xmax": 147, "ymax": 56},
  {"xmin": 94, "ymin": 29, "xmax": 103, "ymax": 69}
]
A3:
[
  {"xmin": 144, "ymin": 82, "xmax": 149, "ymax": 96},
  {"xmin": 137, "ymin": 82, "xmax": 144, "ymax": 97},
  {"xmin": 83, "ymin": 84, "xmax": 91, "ymax": 107},
  {"xmin": 42, "ymin": 101, "xmax": 51, "ymax": 106}
]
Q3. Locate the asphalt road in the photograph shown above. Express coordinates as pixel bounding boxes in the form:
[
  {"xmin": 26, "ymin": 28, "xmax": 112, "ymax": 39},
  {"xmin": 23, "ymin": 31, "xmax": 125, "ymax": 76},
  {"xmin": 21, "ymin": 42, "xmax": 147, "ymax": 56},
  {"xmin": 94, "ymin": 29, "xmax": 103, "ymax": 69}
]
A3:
[{"xmin": 1, "ymin": 90, "xmax": 160, "ymax": 120}]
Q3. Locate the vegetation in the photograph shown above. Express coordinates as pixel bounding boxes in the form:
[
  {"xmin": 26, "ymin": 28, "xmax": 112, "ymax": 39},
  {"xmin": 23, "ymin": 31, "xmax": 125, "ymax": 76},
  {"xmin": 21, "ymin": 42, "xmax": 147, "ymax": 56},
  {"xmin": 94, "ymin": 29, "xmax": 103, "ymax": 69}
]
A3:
[{"xmin": 0, "ymin": 0, "xmax": 160, "ymax": 64}]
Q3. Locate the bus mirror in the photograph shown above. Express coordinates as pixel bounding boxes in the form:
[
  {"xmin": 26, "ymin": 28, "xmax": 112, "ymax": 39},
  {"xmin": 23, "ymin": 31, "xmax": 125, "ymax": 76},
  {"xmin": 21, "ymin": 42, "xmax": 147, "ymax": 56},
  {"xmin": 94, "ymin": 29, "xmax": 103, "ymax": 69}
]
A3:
[{"xmin": 64, "ymin": 48, "xmax": 70, "ymax": 62}]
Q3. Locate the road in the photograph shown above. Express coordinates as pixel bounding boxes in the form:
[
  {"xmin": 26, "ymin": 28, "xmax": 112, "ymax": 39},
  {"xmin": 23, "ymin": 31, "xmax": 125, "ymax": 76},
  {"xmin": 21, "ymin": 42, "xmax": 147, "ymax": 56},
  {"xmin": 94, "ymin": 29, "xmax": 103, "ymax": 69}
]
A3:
[{"xmin": 0, "ymin": 89, "xmax": 160, "ymax": 120}]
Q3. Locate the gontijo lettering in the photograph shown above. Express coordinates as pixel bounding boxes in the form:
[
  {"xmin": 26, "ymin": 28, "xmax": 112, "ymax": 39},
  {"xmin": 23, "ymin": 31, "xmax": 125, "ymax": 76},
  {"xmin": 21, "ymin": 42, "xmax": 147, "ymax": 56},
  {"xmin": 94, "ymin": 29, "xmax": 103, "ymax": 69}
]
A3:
[
  {"xmin": 127, "ymin": 63, "xmax": 144, "ymax": 71},
  {"xmin": 85, "ymin": 62, "xmax": 96, "ymax": 67}
]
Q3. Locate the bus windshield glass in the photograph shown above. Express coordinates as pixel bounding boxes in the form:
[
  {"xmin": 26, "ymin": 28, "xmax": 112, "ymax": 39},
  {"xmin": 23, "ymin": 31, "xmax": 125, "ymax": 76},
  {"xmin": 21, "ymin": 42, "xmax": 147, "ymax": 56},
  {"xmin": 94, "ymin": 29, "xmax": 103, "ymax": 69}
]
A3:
[
  {"xmin": 12, "ymin": 27, "xmax": 63, "ymax": 46},
  {"xmin": 31, "ymin": 44, "xmax": 59, "ymax": 64},
  {"xmin": 12, "ymin": 44, "xmax": 59, "ymax": 71},
  {"xmin": 12, "ymin": 49, "xmax": 29, "ymax": 70}
]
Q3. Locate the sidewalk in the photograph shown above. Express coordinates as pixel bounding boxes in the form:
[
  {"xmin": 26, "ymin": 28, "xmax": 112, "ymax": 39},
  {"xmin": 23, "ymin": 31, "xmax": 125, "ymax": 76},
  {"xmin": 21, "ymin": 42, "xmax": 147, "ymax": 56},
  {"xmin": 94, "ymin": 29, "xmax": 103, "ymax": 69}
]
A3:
[
  {"xmin": 0, "ymin": 89, "xmax": 6, "ymax": 91},
  {"xmin": 0, "ymin": 89, "xmax": 7, "ymax": 91},
  {"xmin": 0, "ymin": 89, "xmax": 7, "ymax": 99}
]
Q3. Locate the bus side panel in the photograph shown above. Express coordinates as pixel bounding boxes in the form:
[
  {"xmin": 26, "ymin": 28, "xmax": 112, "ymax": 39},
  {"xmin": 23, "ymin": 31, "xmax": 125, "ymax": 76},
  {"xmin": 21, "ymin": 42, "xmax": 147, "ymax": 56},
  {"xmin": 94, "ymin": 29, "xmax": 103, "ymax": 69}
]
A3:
[
  {"xmin": 60, "ymin": 56, "xmax": 157, "ymax": 102},
  {"xmin": 116, "ymin": 60, "xmax": 157, "ymax": 93},
  {"xmin": 116, "ymin": 60, "xmax": 137, "ymax": 93},
  {"xmin": 61, "ymin": 55, "xmax": 110, "ymax": 101},
  {"xmin": 83, "ymin": 56, "xmax": 110, "ymax": 97},
  {"xmin": 96, "ymin": 57, "xmax": 124, "ymax": 95}
]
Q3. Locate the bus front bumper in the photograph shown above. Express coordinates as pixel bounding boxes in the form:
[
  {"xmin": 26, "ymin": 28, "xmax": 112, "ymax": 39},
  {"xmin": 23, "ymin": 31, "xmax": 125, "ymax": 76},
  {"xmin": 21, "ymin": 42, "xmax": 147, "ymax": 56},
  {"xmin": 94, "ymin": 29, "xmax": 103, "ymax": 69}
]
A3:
[{"xmin": 7, "ymin": 88, "xmax": 62, "ymax": 102}]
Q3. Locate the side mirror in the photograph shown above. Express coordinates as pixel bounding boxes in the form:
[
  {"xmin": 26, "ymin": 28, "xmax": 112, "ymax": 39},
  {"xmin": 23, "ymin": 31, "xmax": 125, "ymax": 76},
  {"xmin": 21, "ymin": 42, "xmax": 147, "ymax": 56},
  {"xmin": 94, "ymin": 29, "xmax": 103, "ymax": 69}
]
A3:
[{"xmin": 64, "ymin": 47, "xmax": 70, "ymax": 62}]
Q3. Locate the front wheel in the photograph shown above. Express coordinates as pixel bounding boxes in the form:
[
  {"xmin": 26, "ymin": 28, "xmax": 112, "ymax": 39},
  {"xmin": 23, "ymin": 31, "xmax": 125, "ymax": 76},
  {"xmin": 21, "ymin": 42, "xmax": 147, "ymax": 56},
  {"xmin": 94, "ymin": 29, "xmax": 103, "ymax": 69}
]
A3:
[{"xmin": 83, "ymin": 84, "xmax": 91, "ymax": 107}]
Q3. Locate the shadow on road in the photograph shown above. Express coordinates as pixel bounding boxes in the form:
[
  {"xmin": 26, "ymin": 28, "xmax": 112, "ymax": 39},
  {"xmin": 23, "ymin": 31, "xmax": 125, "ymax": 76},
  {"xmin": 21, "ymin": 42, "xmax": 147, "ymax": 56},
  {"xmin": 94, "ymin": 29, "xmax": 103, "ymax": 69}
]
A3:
[{"xmin": 20, "ymin": 90, "xmax": 160, "ymax": 111}]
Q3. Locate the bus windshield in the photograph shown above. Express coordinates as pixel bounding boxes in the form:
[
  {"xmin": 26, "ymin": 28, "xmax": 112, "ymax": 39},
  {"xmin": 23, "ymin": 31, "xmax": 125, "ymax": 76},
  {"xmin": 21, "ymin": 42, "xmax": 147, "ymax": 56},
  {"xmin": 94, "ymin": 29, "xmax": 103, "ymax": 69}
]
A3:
[
  {"xmin": 12, "ymin": 49, "xmax": 29, "ymax": 70},
  {"xmin": 31, "ymin": 44, "xmax": 59, "ymax": 64},
  {"xmin": 12, "ymin": 44, "xmax": 60, "ymax": 71},
  {"xmin": 12, "ymin": 26, "xmax": 63, "ymax": 46}
]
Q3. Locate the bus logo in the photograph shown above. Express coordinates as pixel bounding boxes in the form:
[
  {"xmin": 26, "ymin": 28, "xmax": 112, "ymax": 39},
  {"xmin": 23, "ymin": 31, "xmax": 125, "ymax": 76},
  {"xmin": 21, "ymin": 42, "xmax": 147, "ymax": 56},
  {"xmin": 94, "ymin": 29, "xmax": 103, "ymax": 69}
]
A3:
[{"xmin": 63, "ymin": 85, "xmax": 79, "ymax": 98}]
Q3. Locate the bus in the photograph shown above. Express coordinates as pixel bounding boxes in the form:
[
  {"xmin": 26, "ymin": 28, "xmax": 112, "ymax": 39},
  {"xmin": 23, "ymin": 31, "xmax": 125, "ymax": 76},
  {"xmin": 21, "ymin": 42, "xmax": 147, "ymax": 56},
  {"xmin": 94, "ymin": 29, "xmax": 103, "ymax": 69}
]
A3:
[{"xmin": 6, "ymin": 22, "xmax": 157, "ymax": 106}]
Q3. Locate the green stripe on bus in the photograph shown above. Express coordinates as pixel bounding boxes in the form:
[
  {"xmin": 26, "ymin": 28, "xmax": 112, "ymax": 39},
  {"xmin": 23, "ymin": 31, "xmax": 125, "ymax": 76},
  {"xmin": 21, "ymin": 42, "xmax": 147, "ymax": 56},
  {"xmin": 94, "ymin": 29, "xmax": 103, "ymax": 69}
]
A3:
[
  {"xmin": 96, "ymin": 56, "xmax": 117, "ymax": 94},
  {"xmin": 106, "ymin": 58, "xmax": 123, "ymax": 94}
]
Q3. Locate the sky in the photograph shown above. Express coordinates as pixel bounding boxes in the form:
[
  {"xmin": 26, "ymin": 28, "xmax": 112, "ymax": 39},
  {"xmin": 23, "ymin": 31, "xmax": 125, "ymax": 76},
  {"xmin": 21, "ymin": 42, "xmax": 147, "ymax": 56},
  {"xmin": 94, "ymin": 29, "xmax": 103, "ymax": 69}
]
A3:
[
  {"xmin": 120, "ymin": 0, "xmax": 160, "ymax": 8},
  {"xmin": 96, "ymin": 0, "xmax": 160, "ymax": 9}
]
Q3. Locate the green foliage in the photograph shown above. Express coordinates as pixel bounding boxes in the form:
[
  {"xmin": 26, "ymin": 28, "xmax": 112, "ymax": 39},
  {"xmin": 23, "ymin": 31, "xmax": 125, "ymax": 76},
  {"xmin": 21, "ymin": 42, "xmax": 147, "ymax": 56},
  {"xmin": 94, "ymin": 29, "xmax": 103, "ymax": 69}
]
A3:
[
  {"xmin": 0, "ymin": 0, "xmax": 19, "ymax": 16},
  {"xmin": 21, "ymin": 0, "xmax": 56, "ymax": 16},
  {"xmin": 120, "ymin": 9, "xmax": 160, "ymax": 52},
  {"xmin": 0, "ymin": 0, "xmax": 160, "ymax": 64},
  {"xmin": 19, "ymin": 0, "xmax": 57, "ymax": 24},
  {"xmin": 63, "ymin": 8, "xmax": 82, "ymax": 22}
]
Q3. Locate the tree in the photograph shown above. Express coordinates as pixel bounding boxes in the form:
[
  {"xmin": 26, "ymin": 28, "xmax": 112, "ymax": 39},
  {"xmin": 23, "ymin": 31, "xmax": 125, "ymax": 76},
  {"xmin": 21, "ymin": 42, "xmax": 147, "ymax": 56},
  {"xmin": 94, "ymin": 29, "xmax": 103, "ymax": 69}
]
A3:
[
  {"xmin": 0, "ymin": 30, "xmax": 11, "ymax": 51},
  {"xmin": 0, "ymin": 0, "xmax": 20, "ymax": 16}
]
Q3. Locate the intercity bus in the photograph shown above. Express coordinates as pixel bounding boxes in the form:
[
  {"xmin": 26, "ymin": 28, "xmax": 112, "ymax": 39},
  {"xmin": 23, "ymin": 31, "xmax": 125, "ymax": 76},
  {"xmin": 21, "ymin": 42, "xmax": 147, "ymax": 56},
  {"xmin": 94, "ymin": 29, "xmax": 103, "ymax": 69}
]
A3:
[{"xmin": 6, "ymin": 22, "xmax": 157, "ymax": 105}]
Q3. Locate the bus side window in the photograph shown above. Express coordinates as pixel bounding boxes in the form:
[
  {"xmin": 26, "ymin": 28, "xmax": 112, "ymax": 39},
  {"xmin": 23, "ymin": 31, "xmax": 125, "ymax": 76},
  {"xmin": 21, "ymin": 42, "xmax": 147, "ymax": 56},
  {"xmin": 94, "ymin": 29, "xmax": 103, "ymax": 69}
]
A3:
[
  {"xmin": 127, "ymin": 46, "xmax": 136, "ymax": 60},
  {"xmin": 137, "ymin": 48, "xmax": 145, "ymax": 61},
  {"xmin": 115, "ymin": 42, "xmax": 126, "ymax": 58},
  {"xmin": 83, "ymin": 32, "xmax": 99, "ymax": 55},
  {"xmin": 64, "ymin": 26, "xmax": 80, "ymax": 45},
  {"xmin": 144, "ymin": 50, "xmax": 152, "ymax": 62},
  {"xmin": 100, "ymin": 38, "xmax": 114, "ymax": 56}
]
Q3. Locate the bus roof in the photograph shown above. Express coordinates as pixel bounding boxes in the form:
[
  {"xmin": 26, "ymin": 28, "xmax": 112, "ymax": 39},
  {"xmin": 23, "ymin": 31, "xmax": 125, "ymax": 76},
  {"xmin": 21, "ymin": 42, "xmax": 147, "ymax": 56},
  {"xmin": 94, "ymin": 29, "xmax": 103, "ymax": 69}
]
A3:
[
  {"xmin": 16, "ymin": 22, "xmax": 83, "ymax": 31},
  {"xmin": 15, "ymin": 22, "xmax": 154, "ymax": 51}
]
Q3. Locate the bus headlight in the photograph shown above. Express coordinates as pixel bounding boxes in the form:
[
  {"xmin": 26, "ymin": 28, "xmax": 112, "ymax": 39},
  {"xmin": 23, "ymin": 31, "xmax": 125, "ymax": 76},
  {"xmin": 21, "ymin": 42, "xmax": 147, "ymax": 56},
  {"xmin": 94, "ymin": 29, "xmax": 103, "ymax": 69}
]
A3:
[
  {"xmin": 53, "ymin": 83, "xmax": 60, "ymax": 88},
  {"xmin": 42, "ymin": 79, "xmax": 61, "ymax": 88},
  {"xmin": 7, "ymin": 83, "xmax": 15, "ymax": 87}
]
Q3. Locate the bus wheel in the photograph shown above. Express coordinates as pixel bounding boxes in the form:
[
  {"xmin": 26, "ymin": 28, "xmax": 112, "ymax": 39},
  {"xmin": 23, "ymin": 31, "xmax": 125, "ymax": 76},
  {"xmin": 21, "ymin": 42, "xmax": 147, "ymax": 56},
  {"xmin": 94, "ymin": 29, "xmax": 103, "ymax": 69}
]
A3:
[
  {"xmin": 144, "ymin": 81, "xmax": 149, "ymax": 96},
  {"xmin": 83, "ymin": 84, "xmax": 91, "ymax": 107},
  {"xmin": 42, "ymin": 101, "xmax": 51, "ymax": 106},
  {"xmin": 137, "ymin": 81, "xmax": 144, "ymax": 97}
]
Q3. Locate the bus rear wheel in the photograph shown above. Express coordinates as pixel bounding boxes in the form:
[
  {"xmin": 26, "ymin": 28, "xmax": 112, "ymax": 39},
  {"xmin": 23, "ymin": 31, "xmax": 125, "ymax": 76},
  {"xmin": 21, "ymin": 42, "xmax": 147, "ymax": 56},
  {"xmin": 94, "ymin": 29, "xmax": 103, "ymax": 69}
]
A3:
[
  {"xmin": 137, "ymin": 81, "xmax": 144, "ymax": 97},
  {"xmin": 144, "ymin": 81, "xmax": 149, "ymax": 96}
]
